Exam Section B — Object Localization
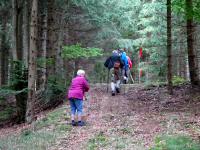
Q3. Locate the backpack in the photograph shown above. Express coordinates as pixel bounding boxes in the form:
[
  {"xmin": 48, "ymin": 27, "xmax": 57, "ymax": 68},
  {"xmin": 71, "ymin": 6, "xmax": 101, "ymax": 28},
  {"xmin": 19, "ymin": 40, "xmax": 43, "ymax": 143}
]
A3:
[{"xmin": 121, "ymin": 52, "xmax": 128, "ymax": 69}]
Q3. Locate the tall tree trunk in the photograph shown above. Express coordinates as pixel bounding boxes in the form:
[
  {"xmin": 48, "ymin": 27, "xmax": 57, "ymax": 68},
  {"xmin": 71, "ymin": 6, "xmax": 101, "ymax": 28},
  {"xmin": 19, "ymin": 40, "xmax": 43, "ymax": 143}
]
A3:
[
  {"xmin": 0, "ymin": 46, "xmax": 1, "ymax": 86},
  {"xmin": 186, "ymin": 0, "xmax": 199, "ymax": 85},
  {"xmin": 179, "ymin": 38, "xmax": 187, "ymax": 79},
  {"xmin": 23, "ymin": 0, "xmax": 30, "ymax": 67},
  {"xmin": 41, "ymin": 14, "xmax": 47, "ymax": 91},
  {"xmin": 37, "ymin": 1, "xmax": 47, "ymax": 91},
  {"xmin": 55, "ymin": 14, "xmax": 64, "ymax": 78},
  {"xmin": 12, "ymin": 0, "xmax": 24, "ymax": 61},
  {"xmin": 12, "ymin": 0, "xmax": 29, "ymax": 123},
  {"xmin": 46, "ymin": 0, "xmax": 56, "ymax": 80},
  {"xmin": 26, "ymin": 0, "xmax": 38, "ymax": 123},
  {"xmin": 0, "ymin": 14, "xmax": 7, "ymax": 86},
  {"xmin": 17, "ymin": 3, "xmax": 23, "ymax": 60},
  {"xmin": 177, "ymin": 49, "xmax": 180, "ymax": 77},
  {"xmin": 0, "ymin": 41, "xmax": 3, "ymax": 87},
  {"xmin": 12, "ymin": 0, "xmax": 18, "ymax": 60},
  {"xmin": 194, "ymin": 24, "xmax": 200, "ymax": 80},
  {"xmin": 1, "ymin": 14, "xmax": 9, "ymax": 85},
  {"xmin": 167, "ymin": 0, "xmax": 173, "ymax": 94}
]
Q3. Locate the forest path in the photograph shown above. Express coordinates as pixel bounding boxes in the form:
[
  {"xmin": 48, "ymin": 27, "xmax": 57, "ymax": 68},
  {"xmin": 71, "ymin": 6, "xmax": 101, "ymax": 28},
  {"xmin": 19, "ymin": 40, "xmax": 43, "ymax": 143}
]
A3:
[
  {"xmin": 50, "ymin": 84, "xmax": 200, "ymax": 150},
  {"xmin": 0, "ymin": 84, "xmax": 199, "ymax": 149},
  {"xmin": 50, "ymin": 84, "xmax": 147, "ymax": 150},
  {"xmin": 51, "ymin": 84, "xmax": 200, "ymax": 150}
]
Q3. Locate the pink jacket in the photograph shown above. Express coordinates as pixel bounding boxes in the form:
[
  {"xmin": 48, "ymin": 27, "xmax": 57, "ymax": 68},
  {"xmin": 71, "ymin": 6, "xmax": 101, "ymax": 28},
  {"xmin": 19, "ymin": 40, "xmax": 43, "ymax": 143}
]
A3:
[{"xmin": 68, "ymin": 76, "xmax": 89, "ymax": 100}]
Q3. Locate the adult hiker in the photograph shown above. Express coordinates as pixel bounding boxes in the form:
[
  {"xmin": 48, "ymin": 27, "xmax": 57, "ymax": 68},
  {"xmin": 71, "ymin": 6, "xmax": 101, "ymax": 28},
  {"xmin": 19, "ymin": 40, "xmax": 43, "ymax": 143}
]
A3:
[
  {"xmin": 104, "ymin": 50, "xmax": 124, "ymax": 96},
  {"xmin": 119, "ymin": 48, "xmax": 129, "ymax": 84},
  {"xmin": 67, "ymin": 69, "xmax": 90, "ymax": 126}
]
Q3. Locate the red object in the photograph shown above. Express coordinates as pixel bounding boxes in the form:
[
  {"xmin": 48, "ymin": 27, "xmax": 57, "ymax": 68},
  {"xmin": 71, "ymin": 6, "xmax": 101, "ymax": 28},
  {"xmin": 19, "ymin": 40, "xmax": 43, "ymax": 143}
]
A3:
[
  {"xmin": 139, "ymin": 47, "xmax": 143, "ymax": 58},
  {"xmin": 140, "ymin": 69, "xmax": 143, "ymax": 77},
  {"xmin": 127, "ymin": 56, "xmax": 133, "ymax": 69}
]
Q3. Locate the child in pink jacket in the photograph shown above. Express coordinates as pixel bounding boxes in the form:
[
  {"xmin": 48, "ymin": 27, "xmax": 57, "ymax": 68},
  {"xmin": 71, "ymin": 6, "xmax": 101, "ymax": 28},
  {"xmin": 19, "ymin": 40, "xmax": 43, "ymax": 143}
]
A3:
[{"xmin": 68, "ymin": 69, "xmax": 89, "ymax": 126}]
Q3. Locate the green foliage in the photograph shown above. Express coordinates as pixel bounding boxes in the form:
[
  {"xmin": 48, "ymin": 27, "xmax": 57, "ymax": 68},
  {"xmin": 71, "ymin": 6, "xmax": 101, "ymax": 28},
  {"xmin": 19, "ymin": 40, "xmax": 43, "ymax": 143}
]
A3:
[
  {"xmin": 90, "ymin": 62, "xmax": 107, "ymax": 83},
  {"xmin": 151, "ymin": 135, "xmax": 200, "ymax": 150},
  {"xmin": 48, "ymin": 75, "xmax": 66, "ymax": 94},
  {"xmin": 0, "ymin": 61, "xmax": 28, "ymax": 122},
  {"xmin": 70, "ymin": 0, "xmax": 141, "ymax": 50},
  {"xmin": 0, "ymin": 0, "xmax": 11, "ymax": 11},
  {"xmin": 42, "ymin": 75, "xmax": 67, "ymax": 105},
  {"xmin": 87, "ymin": 132, "xmax": 108, "ymax": 150},
  {"xmin": 0, "ymin": 106, "xmax": 15, "ymax": 122},
  {"xmin": 0, "ymin": 96, "xmax": 5, "ymax": 102},
  {"xmin": 62, "ymin": 43, "xmax": 102, "ymax": 59},
  {"xmin": 172, "ymin": 76, "xmax": 186, "ymax": 86},
  {"xmin": 133, "ymin": 0, "xmax": 168, "ymax": 82},
  {"xmin": 9, "ymin": 61, "xmax": 28, "ymax": 91},
  {"xmin": 0, "ymin": 87, "xmax": 27, "ymax": 97},
  {"xmin": 172, "ymin": 0, "xmax": 200, "ymax": 21},
  {"xmin": 36, "ymin": 57, "xmax": 55, "ymax": 68}
]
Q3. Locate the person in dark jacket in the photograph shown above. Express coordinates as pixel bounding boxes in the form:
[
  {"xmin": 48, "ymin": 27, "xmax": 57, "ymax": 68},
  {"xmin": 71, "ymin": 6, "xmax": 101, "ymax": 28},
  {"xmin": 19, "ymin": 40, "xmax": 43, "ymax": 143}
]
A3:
[
  {"xmin": 104, "ymin": 50, "xmax": 124, "ymax": 96},
  {"xmin": 104, "ymin": 50, "xmax": 124, "ymax": 69}
]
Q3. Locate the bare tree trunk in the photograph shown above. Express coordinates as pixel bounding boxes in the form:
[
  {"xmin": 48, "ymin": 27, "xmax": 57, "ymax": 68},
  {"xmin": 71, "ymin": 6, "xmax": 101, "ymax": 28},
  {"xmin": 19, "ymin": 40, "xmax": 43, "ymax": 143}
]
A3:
[
  {"xmin": 17, "ymin": 4, "xmax": 23, "ymax": 60},
  {"xmin": 40, "ymin": 12, "xmax": 48, "ymax": 91},
  {"xmin": 0, "ymin": 34, "xmax": 2, "ymax": 87},
  {"xmin": 138, "ymin": 56, "xmax": 141, "ymax": 84},
  {"xmin": 12, "ymin": 0, "xmax": 18, "ymax": 60},
  {"xmin": 26, "ymin": 0, "xmax": 38, "ymax": 123},
  {"xmin": 46, "ymin": 0, "xmax": 56, "ymax": 79},
  {"xmin": 11, "ymin": 0, "xmax": 29, "ymax": 123},
  {"xmin": 12, "ymin": 0, "xmax": 24, "ymax": 61},
  {"xmin": 194, "ymin": 24, "xmax": 200, "ymax": 80},
  {"xmin": 167, "ymin": 0, "xmax": 173, "ymax": 94},
  {"xmin": 186, "ymin": 0, "xmax": 199, "ymax": 85},
  {"xmin": 37, "ymin": 1, "xmax": 47, "ymax": 91},
  {"xmin": 23, "ymin": 0, "xmax": 30, "ymax": 67},
  {"xmin": 0, "ymin": 12, "xmax": 9, "ymax": 86},
  {"xmin": 176, "ymin": 41, "xmax": 180, "ymax": 76},
  {"xmin": 179, "ymin": 38, "xmax": 185, "ymax": 78},
  {"xmin": 55, "ymin": 14, "xmax": 64, "ymax": 78},
  {"xmin": 3, "ymin": 16, "xmax": 9, "ymax": 85}
]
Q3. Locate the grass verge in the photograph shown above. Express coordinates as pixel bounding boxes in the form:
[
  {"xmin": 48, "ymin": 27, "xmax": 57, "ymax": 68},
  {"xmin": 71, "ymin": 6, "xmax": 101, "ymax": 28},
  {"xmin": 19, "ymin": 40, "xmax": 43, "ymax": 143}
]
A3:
[
  {"xmin": 150, "ymin": 135, "xmax": 200, "ymax": 150},
  {"xmin": 0, "ymin": 106, "xmax": 71, "ymax": 150}
]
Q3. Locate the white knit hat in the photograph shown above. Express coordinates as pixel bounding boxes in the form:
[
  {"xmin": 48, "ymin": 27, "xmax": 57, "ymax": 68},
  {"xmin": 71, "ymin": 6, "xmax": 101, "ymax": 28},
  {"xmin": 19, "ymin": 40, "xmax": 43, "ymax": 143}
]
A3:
[{"xmin": 77, "ymin": 69, "xmax": 85, "ymax": 76}]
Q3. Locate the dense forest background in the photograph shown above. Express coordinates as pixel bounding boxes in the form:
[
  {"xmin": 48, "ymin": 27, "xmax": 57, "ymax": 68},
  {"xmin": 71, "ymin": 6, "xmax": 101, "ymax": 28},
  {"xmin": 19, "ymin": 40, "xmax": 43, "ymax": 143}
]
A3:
[{"xmin": 0, "ymin": 0, "xmax": 200, "ymax": 124}]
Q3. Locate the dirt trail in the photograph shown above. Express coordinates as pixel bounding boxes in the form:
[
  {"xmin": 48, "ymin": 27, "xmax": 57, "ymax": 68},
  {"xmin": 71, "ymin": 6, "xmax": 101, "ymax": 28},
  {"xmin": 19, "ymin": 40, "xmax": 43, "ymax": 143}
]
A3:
[
  {"xmin": 50, "ymin": 84, "xmax": 200, "ymax": 150},
  {"xmin": 50, "ymin": 85, "xmax": 142, "ymax": 150},
  {"xmin": 0, "ymin": 84, "xmax": 199, "ymax": 149}
]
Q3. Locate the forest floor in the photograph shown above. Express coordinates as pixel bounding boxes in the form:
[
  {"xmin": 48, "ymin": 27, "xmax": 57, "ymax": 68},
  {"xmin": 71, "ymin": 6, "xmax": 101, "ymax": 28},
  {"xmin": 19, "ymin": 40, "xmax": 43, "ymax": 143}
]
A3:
[{"xmin": 0, "ymin": 83, "xmax": 200, "ymax": 150}]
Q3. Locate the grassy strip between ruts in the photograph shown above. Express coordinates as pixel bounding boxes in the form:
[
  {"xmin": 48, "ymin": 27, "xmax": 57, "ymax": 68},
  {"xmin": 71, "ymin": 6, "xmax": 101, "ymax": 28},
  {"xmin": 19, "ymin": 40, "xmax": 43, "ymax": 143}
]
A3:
[
  {"xmin": 0, "ymin": 106, "xmax": 71, "ymax": 150},
  {"xmin": 150, "ymin": 134, "xmax": 200, "ymax": 150}
]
